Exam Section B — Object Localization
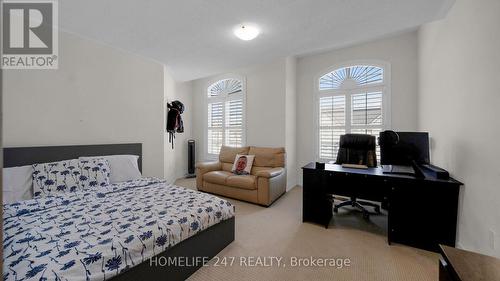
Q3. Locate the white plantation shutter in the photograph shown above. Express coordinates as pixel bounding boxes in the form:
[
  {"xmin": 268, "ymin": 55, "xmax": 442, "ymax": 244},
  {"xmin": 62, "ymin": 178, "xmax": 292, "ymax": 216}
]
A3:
[
  {"xmin": 207, "ymin": 102, "xmax": 224, "ymax": 155},
  {"xmin": 317, "ymin": 64, "xmax": 388, "ymax": 161},
  {"xmin": 319, "ymin": 96, "xmax": 346, "ymax": 159},
  {"xmin": 320, "ymin": 65, "xmax": 383, "ymax": 90},
  {"xmin": 351, "ymin": 91, "xmax": 383, "ymax": 160},
  {"xmin": 351, "ymin": 92, "xmax": 383, "ymax": 126},
  {"xmin": 206, "ymin": 78, "xmax": 245, "ymax": 157},
  {"xmin": 225, "ymin": 99, "xmax": 243, "ymax": 147}
]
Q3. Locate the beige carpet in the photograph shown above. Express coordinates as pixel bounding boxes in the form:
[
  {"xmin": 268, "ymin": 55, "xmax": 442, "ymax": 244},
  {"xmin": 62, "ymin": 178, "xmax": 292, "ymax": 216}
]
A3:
[{"xmin": 174, "ymin": 178, "xmax": 439, "ymax": 281}]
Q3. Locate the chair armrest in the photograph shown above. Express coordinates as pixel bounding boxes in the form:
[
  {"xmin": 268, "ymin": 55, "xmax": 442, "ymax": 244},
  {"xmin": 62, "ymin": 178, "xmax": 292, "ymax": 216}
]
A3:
[
  {"xmin": 255, "ymin": 167, "xmax": 285, "ymax": 178},
  {"xmin": 195, "ymin": 161, "xmax": 221, "ymax": 175}
]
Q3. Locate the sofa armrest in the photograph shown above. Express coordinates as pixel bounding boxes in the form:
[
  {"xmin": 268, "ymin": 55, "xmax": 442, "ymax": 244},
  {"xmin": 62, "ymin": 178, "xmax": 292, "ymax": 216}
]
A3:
[
  {"xmin": 257, "ymin": 168, "xmax": 286, "ymax": 206},
  {"xmin": 195, "ymin": 161, "xmax": 221, "ymax": 190},
  {"xmin": 255, "ymin": 167, "xmax": 285, "ymax": 178},
  {"xmin": 195, "ymin": 161, "xmax": 221, "ymax": 175}
]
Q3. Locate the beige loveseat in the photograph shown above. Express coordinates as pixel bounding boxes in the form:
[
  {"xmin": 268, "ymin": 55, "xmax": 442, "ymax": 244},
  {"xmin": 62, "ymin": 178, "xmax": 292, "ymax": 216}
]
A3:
[{"xmin": 195, "ymin": 146, "xmax": 286, "ymax": 206}]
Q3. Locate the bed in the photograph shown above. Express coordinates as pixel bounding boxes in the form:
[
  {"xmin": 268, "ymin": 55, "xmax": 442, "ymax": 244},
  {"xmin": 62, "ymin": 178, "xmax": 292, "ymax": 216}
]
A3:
[{"xmin": 3, "ymin": 143, "xmax": 235, "ymax": 281}]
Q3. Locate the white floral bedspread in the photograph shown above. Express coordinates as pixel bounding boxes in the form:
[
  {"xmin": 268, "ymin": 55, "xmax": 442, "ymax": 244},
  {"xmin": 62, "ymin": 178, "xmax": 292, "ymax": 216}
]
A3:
[{"xmin": 3, "ymin": 178, "xmax": 235, "ymax": 281}]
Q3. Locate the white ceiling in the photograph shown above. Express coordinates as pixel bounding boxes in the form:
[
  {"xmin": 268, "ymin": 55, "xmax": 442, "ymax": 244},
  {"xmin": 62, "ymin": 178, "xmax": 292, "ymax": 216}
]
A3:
[{"xmin": 59, "ymin": 0, "xmax": 454, "ymax": 81}]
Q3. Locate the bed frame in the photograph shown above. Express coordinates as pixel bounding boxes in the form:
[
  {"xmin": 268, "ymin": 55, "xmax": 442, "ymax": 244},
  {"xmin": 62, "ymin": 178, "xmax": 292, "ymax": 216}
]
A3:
[
  {"xmin": 3, "ymin": 143, "xmax": 235, "ymax": 281},
  {"xmin": 3, "ymin": 143, "xmax": 143, "ymax": 171}
]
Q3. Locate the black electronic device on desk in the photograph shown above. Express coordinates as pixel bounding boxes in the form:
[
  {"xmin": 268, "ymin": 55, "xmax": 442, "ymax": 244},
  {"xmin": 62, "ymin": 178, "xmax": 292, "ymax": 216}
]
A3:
[
  {"xmin": 379, "ymin": 131, "xmax": 434, "ymax": 179},
  {"xmin": 421, "ymin": 163, "xmax": 450, "ymax": 179},
  {"xmin": 382, "ymin": 164, "xmax": 415, "ymax": 176},
  {"xmin": 379, "ymin": 131, "xmax": 430, "ymax": 165}
]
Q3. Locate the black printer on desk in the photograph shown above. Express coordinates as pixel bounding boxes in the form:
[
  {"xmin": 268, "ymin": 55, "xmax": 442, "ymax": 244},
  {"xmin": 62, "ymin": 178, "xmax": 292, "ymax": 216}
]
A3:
[{"xmin": 379, "ymin": 131, "xmax": 449, "ymax": 180}]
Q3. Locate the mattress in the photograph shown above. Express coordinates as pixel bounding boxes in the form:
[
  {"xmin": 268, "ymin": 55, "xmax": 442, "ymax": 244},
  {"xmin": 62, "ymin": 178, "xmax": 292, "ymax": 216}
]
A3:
[{"xmin": 3, "ymin": 178, "xmax": 235, "ymax": 281}]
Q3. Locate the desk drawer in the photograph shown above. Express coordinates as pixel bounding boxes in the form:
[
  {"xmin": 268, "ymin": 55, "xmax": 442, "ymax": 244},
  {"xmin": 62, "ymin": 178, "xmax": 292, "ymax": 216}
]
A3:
[
  {"xmin": 355, "ymin": 177, "xmax": 388, "ymax": 202},
  {"xmin": 323, "ymin": 171, "xmax": 387, "ymax": 202},
  {"xmin": 322, "ymin": 171, "xmax": 351, "ymax": 196},
  {"xmin": 389, "ymin": 181, "xmax": 460, "ymax": 251}
]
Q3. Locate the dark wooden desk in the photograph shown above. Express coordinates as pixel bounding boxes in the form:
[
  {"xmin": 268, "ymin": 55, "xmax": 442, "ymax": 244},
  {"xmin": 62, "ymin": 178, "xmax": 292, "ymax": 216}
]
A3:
[
  {"xmin": 439, "ymin": 245, "xmax": 500, "ymax": 281},
  {"xmin": 302, "ymin": 162, "xmax": 463, "ymax": 252}
]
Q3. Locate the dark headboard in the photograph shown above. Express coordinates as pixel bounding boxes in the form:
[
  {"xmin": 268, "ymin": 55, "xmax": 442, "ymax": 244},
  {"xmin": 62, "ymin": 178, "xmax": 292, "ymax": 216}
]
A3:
[{"xmin": 3, "ymin": 143, "xmax": 142, "ymax": 172}]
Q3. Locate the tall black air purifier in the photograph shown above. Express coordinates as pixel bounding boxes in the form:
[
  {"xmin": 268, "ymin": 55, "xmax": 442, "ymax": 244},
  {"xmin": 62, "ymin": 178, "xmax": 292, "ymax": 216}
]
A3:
[{"xmin": 187, "ymin": 140, "xmax": 196, "ymax": 178}]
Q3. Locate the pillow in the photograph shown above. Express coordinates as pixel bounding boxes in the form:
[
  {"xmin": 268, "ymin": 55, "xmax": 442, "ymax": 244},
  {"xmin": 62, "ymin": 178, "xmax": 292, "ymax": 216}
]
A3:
[
  {"xmin": 79, "ymin": 155, "xmax": 141, "ymax": 183},
  {"xmin": 32, "ymin": 159, "xmax": 81, "ymax": 197},
  {"xmin": 77, "ymin": 158, "xmax": 111, "ymax": 189},
  {"xmin": 231, "ymin": 154, "xmax": 255, "ymax": 175},
  {"xmin": 3, "ymin": 165, "xmax": 33, "ymax": 204}
]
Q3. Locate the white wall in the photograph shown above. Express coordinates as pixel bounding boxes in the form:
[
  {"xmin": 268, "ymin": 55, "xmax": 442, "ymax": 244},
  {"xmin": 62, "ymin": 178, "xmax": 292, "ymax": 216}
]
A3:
[
  {"xmin": 244, "ymin": 60, "xmax": 287, "ymax": 149},
  {"xmin": 418, "ymin": 0, "xmax": 500, "ymax": 257},
  {"xmin": 164, "ymin": 76, "xmax": 193, "ymax": 182},
  {"xmin": 191, "ymin": 59, "xmax": 299, "ymax": 188},
  {"xmin": 2, "ymin": 31, "xmax": 168, "ymax": 179},
  {"xmin": 285, "ymin": 57, "xmax": 298, "ymax": 189},
  {"xmin": 296, "ymin": 31, "xmax": 419, "ymax": 181},
  {"xmin": 163, "ymin": 69, "xmax": 176, "ymax": 182},
  {"xmin": 192, "ymin": 59, "xmax": 287, "ymax": 157}
]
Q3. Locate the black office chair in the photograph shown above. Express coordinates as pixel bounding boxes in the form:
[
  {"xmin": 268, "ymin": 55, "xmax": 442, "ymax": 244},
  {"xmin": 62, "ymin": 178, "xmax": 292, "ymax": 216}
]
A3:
[{"xmin": 332, "ymin": 134, "xmax": 381, "ymax": 219}]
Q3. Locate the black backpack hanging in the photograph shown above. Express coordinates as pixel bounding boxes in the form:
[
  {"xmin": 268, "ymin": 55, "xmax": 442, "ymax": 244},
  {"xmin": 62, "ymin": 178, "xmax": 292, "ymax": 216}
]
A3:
[{"xmin": 167, "ymin": 100, "xmax": 185, "ymax": 148}]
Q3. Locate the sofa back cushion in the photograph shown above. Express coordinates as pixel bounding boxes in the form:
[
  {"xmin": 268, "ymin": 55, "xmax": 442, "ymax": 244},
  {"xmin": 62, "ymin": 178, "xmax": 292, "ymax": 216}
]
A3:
[
  {"xmin": 219, "ymin": 146, "xmax": 250, "ymax": 163},
  {"xmin": 221, "ymin": 163, "xmax": 233, "ymax": 172},
  {"xmin": 248, "ymin": 146, "xmax": 285, "ymax": 168}
]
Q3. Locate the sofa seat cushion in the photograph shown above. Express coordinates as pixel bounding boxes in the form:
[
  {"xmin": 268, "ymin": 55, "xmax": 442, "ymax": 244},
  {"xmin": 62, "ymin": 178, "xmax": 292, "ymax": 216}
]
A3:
[
  {"xmin": 203, "ymin": 171, "xmax": 232, "ymax": 185},
  {"xmin": 226, "ymin": 175, "xmax": 257, "ymax": 190}
]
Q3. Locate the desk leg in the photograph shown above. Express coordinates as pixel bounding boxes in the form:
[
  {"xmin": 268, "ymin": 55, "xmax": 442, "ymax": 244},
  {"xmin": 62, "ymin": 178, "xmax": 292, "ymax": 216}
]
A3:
[
  {"xmin": 387, "ymin": 202, "xmax": 392, "ymax": 246},
  {"xmin": 302, "ymin": 169, "xmax": 333, "ymax": 229}
]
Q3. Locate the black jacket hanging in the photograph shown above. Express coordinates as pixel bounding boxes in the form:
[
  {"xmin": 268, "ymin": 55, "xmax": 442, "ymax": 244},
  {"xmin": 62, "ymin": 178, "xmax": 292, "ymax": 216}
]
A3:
[{"xmin": 167, "ymin": 100, "xmax": 185, "ymax": 148}]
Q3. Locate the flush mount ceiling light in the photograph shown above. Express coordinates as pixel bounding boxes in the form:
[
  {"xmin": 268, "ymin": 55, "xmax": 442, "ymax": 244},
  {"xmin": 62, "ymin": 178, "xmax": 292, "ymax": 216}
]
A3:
[{"xmin": 234, "ymin": 24, "xmax": 260, "ymax": 41}]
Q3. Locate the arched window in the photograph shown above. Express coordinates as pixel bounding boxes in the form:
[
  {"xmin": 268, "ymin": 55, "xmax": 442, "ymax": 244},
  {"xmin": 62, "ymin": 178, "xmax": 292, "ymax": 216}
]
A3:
[
  {"xmin": 317, "ymin": 64, "xmax": 390, "ymax": 161},
  {"xmin": 206, "ymin": 77, "xmax": 245, "ymax": 157}
]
